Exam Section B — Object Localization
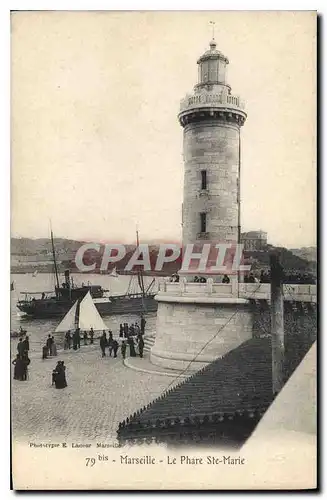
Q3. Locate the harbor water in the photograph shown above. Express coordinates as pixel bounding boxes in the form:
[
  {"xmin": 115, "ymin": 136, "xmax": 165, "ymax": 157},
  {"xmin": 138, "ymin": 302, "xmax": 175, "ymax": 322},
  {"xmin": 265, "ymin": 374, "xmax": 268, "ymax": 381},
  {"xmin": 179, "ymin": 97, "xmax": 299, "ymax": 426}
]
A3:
[{"xmin": 10, "ymin": 273, "xmax": 159, "ymax": 354}]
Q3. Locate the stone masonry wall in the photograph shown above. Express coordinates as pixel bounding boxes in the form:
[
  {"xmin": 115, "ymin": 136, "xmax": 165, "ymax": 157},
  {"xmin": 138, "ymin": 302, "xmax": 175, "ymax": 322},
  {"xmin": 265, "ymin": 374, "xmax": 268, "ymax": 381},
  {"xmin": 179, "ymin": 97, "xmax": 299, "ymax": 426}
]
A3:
[
  {"xmin": 182, "ymin": 120, "xmax": 240, "ymax": 244},
  {"xmin": 150, "ymin": 299, "xmax": 253, "ymax": 371}
]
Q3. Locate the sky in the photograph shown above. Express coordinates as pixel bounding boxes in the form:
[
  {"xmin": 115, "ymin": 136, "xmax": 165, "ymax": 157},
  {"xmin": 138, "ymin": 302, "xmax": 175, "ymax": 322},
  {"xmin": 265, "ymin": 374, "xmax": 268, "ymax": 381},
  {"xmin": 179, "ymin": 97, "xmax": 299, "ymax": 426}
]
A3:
[{"xmin": 11, "ymin": 11, "xmax": 316, "ymax": 248}]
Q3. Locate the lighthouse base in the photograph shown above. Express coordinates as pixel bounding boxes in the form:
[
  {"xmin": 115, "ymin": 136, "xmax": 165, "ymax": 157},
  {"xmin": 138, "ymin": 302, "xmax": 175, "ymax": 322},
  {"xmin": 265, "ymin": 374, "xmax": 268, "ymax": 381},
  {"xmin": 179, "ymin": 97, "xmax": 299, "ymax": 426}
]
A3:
[{"xmin": 150, "ymin": 295, "xmax": 253, "ymax": 373}]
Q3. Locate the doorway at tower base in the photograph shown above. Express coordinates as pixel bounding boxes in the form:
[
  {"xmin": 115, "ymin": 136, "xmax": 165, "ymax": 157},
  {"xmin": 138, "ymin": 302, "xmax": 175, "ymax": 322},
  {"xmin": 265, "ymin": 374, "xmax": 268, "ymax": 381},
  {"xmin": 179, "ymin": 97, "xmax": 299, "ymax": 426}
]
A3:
[{"xmin": 150, "ymin": 296, "xmax": 253, "ymax": 372}]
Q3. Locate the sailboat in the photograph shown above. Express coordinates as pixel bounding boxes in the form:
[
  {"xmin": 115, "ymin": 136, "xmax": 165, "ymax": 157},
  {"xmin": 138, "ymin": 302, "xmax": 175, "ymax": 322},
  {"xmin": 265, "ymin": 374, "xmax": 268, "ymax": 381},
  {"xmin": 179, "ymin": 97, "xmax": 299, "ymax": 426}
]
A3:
[
  {"xmin": 55, "ymin": 291, "xmax": 108, "ymax": 334},
  {"xmin": 32, "ymin": 270, "xmax": 38, "ymax": 278},
  {"xmin": 109, "ymin": 267, "xmax": 119, "ymax": 278}
]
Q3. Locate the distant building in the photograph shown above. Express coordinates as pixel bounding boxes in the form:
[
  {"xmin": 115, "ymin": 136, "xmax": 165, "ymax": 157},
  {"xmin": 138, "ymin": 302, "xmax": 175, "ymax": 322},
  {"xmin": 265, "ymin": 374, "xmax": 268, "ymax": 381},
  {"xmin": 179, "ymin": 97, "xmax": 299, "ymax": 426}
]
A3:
[{"xmin": 241, "ymin": 230, "xmax": 268, "ymax": 251}]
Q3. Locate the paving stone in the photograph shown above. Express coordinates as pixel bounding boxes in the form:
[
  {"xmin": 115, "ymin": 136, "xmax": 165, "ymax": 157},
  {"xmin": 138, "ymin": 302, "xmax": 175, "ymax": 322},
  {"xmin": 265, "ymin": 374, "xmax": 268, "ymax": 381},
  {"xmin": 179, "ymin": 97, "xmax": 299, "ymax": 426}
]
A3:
[{"xmin": 11, "ymin": 345, "xmax": 173, "ymax": 443}]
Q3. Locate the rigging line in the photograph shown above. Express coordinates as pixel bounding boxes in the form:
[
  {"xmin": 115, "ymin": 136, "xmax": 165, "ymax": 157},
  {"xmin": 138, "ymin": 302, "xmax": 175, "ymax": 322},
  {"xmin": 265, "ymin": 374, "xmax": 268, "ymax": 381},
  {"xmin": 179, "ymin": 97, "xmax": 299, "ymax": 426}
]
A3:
[
  {"xmin": 145, "ymin": 278, "xmax": 155, "ymax": 294},
  {"xmin": 161, "ymin": 282, "xmax": 264, "ymax": 394},
  {"xmin": 50, "ymin": 228, "xmax": 60, "ymax": 291}
]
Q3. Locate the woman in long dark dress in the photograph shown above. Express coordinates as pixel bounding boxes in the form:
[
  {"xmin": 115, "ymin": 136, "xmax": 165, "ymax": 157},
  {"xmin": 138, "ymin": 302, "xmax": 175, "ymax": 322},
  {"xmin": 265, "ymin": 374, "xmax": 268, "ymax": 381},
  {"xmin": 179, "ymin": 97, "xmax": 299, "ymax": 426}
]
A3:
[
  {"xmin": 22, "ymin": 353, "xmax": 30, "ymax": 380},
  {"xmin": 138, "ymin": 336, "xmax": 144, "ymax": 358},
  {"xmin": 12, "ymin": 355, "xmax": 24, "ymax": 380},
  {"xmin": 108, "ymin": 332, "xmax": 113, "ymax": 356},
  {"xmin": 128, "ymin": 337, "xmax": 136, "ymax": 357},
  {"xmin": 53, "ymin": 361, "xmax": 67, "ymax": 389}
]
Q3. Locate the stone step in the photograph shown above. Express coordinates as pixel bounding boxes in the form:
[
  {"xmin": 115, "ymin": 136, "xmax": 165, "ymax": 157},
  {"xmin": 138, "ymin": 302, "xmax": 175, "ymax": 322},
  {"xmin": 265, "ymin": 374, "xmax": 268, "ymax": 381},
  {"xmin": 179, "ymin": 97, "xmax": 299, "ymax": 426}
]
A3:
[{"xmin": 144, "ymin": 335, "xmax": 155, "ymax": 352}]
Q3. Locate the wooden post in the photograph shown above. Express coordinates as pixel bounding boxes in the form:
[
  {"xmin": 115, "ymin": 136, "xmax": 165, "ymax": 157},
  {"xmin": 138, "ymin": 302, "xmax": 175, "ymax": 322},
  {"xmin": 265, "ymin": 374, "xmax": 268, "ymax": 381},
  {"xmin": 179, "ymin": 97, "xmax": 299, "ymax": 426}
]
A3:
[{"xmin": 270, "ymin": 253, "xmax": 285, "ymax": 396}]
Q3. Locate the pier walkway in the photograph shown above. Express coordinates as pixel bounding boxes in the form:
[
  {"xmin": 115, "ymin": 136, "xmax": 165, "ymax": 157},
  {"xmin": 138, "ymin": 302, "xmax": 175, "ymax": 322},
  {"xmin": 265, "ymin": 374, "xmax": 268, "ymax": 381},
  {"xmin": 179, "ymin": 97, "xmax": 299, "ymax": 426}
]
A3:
[{"xmin": 11, "ymin": 344, "xmax": 173, "ymax": 443}]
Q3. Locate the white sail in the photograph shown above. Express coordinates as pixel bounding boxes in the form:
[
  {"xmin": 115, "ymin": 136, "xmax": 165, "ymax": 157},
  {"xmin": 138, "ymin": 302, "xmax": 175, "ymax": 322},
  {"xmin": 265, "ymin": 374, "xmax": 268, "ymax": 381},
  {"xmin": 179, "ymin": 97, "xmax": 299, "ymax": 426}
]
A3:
[
  {"xmin": 55, "ymin": 300, "xmax": 78, "ymax": 333},
  {"xmin": 109, "ymin": 267, "xmax": 118, "ymax": 278},
  {"xmin": 78, "ymin": 291, "xmax": 108, "ymax": 331}
]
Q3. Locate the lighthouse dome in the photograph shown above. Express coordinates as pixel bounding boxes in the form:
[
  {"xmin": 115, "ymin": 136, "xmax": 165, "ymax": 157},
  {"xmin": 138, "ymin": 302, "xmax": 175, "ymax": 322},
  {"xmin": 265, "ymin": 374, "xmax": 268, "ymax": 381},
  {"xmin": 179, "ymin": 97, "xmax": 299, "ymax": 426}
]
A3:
[{"xmin": 196, "ymin": 40, "xmax": 229, "ymax": 89}]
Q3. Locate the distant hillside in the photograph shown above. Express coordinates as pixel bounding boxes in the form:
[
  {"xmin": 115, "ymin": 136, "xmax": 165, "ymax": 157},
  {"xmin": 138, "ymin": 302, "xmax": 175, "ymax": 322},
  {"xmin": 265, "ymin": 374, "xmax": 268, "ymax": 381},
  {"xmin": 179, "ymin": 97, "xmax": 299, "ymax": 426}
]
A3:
[
  {"xmin": 11, "ymin": 237, "xmax": 315, "ymax": 276},
  {"xmin": 244, "ymin": 245, "xmax": 316, "ymax": 274},
  {"xmin": 11, "ymin": 237, "xmax": 86, "ymax": 256},
  {"xmin": 290, "ymin": 246, "xmax": 317, "ymax": 263}
]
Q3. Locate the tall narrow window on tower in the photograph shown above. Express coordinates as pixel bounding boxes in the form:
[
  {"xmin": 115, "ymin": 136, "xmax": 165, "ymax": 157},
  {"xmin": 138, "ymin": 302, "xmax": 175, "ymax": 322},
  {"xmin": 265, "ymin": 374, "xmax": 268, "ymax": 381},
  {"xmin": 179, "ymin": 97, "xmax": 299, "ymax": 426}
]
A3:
[
  {"xmin": 200, "ymin": 212, "xmax": 207, "ymax": 233},
  {"xmin": 201, "ymin": 170, "xmax": 207, "ymax": 190}
]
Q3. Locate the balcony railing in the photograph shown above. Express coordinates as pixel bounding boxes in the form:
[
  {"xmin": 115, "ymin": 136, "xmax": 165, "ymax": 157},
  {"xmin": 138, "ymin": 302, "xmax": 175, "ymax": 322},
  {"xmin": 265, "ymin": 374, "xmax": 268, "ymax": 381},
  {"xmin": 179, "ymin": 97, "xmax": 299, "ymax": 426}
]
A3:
[
  {"xmin": 180, "ymin": 91, "xmax": 246, "ymax": 114},
  {"xmin": 156, "ymin": 280, "xmax": 317, "ymax": 303}
]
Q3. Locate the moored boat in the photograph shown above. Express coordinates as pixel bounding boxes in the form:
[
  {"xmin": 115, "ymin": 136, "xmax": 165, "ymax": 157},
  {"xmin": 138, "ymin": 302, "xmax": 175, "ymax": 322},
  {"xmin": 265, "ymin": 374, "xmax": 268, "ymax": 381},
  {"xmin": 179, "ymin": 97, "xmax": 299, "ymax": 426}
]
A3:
[
  {"xmin": 16, "ymin": 230, "xmax": 158, "ymax": 319},
  {"xmin": 11, "ymin": 327, "xmax": 27, "ymax": 339}
]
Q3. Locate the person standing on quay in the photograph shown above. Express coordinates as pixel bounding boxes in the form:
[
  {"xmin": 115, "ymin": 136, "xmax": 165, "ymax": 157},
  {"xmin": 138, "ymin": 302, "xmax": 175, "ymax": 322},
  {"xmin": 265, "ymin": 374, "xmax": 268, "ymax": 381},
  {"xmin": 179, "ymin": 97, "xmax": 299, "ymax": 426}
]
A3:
[
  {"xmin": 119, "ymin": 324, "xmax": 124, "ymax": 338},
  {"xmin": 23, "ymin": 335, "xmax": 30, "ymax": 354},
  {"xmin": 51, "ymin": 337, "xmax": 57, "ymax": 357},
  {"xmin": 17, "ymin": 338, "xmax": 25, "ymax": 358},
  {"xmin": 53, "ymin": 361, "xmax": 67, "ymax": 389},
  {"xmin": 128, "ymin": 336, "xmax": 136, "ymax": 357},
  {"xmin": 100, "ymin": 331, "xmax": 107, "ymax": 357},
  {"xmin": 65, "ymin": 330, "xmax": 71, "ymax": 349},
  {"xmin": 46, "ymin": 335, "xmax": 53, "ymax": 356},
  {"xmin": 22, "ymin": 352, "xmax": 30, "ymax": 380},
  {"xmin": 140, "ymin": 316, "xmax": 146, "ymax": 335},
  {"xmin": 121, "ymin": 341, "xmax": 127, "ymax": 360},
  {"xmin": 73, "ymin": 330, "xmax": 78, "ymax": 351},
  {"xmin": 42, "ymin": 344, "xmax": 48, "ymax": 359},
  {"xmin": 76, "ymin": 328, "xmax": 81, "ymax": 349},
  {"xmin": 12, "ymin": 354, "xmax": 24, "ymax": 381},
  {"xmin": 112, "ymin": 339, "xmax": 119, "ymax": 358},
  {"xmin": 89, "ymin": 328, "xmax": 94, "ymax": 344},
  {"xmin": 138, "ymin": 336, "xmax": 144, "ymax": 358},
  {"xmin": 123, "ymin": 323, "xmax": 129, "ymax": 338},
  {"xmin": 83, "ymin": 331, "xmax": 88, "ymax": 346},
  {"xmin": 108, "ymin": 331, "xmax": 113, "ymax": 356}
]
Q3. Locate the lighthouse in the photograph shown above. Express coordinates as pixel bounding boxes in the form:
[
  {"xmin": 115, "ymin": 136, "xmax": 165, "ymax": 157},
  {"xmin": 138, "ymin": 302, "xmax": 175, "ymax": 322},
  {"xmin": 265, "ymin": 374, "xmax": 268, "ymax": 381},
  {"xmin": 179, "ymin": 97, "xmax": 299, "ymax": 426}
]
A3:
[
  {"xmin": 178, "ymin": 39, "xmax": 247, "ymax": 246},
  {"xmin": 150, "ymin": 39, "xmax": 253, "ymax": 372}
]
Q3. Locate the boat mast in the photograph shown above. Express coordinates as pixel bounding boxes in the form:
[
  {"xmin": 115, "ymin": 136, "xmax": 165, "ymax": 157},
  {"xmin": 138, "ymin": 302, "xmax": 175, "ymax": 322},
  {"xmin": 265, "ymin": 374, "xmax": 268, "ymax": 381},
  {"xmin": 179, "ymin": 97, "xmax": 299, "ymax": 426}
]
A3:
[
  {"xmin": 136, "ymin": 229, "xmax": 145, "ymax": 297},
  {"xmin": 74, "ymin": 298, "xmax": 81, "ymax": 330},
  {"xmin": 50, "ymin": 226, "xmax": 60, "ymax": 293}
]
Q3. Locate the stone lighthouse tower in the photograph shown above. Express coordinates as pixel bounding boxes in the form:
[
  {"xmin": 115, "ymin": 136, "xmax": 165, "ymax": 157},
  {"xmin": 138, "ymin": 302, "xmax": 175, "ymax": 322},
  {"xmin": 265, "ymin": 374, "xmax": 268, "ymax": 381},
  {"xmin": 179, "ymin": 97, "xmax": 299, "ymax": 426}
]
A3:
[
  {"xmin": 150, "ymin": 40, "xmax": 252, "ymax": 372},
  {"xmin": 178, "ymin": 39, "xmax": 247, "ymax": 246}
]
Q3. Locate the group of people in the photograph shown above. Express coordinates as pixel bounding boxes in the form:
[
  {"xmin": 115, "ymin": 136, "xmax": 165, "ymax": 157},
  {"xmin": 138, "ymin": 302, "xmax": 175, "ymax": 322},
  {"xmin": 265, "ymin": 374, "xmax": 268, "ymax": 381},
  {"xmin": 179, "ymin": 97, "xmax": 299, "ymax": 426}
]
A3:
[
  {"xmin": 13, "ymin": 335, "xmax": 30, "ymax": 381},
  {"xmin": 177, "ymin": 271, "xmax": 315, "ymax": 284},
  {"xmin": 258, "ymin": 270, "xmax": 316, "ymax": 284},
  {"xmin": 100, "ymin": 331, "xmax": 119, "ymax": 357},
  {"xmin": 42, "ymin": 335, "xmax": 58, "ymax": 359},
  {"xmin": 193, "ymin": 275, "xmax": 231, "ymax": 283},
  {"xmin": 13, "ymin": 314, "xmax": 148, "ymax": 386},
  {"xmin": 119, "ymin": 317, "xmax": 146, "ymax": 338},
  {"xmin": 99, "ymin": 330, "xmax": 145, "ymax": 359},
  {"xmin": 63, "ymin": 328, "xmax": 95, "ymax": 350}
]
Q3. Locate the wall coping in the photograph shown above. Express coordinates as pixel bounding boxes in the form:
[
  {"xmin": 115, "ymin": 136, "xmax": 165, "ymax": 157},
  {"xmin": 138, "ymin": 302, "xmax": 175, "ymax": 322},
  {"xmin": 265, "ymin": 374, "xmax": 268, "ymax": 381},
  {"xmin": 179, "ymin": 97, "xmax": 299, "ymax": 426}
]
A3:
[
  {"xmin": 155, "ymin": 295, "xmax": 250, "ymax": 305},
  {"xmin": 151, "ymin": 348, "xmax": 223, "ymax": 363},
  {"xmin": 157, "ymin": 281, "xmax": 316, "ymax": 303}
]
